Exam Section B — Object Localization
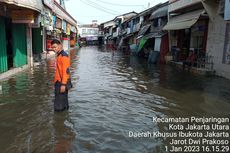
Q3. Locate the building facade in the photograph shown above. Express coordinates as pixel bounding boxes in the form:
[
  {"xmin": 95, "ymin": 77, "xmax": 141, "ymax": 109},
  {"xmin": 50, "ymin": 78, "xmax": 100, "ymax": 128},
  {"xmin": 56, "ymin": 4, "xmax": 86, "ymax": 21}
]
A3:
[
  {"xmin": 164, "ymin": 0, "xmax": 209, "ymax": 66},
  {"xmin": 0, "ymin": 0, "xmax": 77, "ymax": 78},
  {"xmin": 78, "ymin": 23, "xmax": 99, "ymax": 46},
  {"xmin": 0, "ymin": 0, "xmax": 43, "ymax": 73},
  {"xmin": 99, "ymin": 0, "xmax": 230, "ymax": 79}
]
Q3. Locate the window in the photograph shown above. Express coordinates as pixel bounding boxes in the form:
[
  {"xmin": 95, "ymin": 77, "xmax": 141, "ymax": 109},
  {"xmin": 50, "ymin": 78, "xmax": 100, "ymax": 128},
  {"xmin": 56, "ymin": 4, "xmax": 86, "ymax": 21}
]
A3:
[
  {"xmin": 190, "ymin": 20, "xmax": 206, "ymax": 55},
  {"xmin": 223, "ymin": 23, "xmax": 230, "ymax": 64},
  {"xmin": 82, "ymin": 29, "xmax": 86, "ymax": 34}
]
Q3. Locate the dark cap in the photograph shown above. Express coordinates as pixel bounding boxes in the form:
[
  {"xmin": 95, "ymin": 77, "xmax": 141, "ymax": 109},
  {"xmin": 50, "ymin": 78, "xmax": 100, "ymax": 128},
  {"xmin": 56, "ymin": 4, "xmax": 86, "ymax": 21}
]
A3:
[{"xmin": 51, "ymin": 39, "xmax": 61, "ymax": 45}]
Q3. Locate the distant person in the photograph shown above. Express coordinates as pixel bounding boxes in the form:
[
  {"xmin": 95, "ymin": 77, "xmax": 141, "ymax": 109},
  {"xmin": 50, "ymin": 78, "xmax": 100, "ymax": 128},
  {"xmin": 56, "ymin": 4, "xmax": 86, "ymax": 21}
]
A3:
[
  {"xmin": 51, "ymin": 39, "xmax": 71, "ymax": 111},
  {"xmin": 183, "ymin": 51, "xmax": 197, "ymax": 70}
]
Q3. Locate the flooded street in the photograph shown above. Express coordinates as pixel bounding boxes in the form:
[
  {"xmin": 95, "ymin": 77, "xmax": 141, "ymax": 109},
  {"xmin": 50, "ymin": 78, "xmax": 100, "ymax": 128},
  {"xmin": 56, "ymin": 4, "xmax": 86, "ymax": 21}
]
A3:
[{"xmin": 0, "ymin": 46, "xmax": 230, "ymax": 153}]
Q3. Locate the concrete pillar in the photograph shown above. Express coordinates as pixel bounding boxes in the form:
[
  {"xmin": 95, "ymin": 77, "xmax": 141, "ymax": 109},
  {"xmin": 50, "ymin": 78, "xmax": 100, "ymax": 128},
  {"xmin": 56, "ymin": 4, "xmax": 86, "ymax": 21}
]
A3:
[
  {"xmin": 27, "ymin": 24, "xmax": 33, "ymax": 67},
  {"xmin": 43, "ymin": 27, "xmax": 46, "ymax": 52}
]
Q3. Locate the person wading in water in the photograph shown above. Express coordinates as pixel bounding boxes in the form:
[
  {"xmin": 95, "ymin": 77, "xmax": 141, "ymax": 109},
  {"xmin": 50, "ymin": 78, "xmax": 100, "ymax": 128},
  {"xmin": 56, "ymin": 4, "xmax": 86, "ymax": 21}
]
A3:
[{"xmin": 51, "ymin": 39, "xmax": 71, "ymax": 111}]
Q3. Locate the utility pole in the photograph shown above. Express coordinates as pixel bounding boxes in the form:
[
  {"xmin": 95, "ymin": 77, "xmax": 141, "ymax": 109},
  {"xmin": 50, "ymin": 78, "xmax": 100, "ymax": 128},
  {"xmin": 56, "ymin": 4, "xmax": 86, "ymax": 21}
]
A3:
[{"xmin": 147, "ymin": 2, "xmax": 150, "ymax": 8}]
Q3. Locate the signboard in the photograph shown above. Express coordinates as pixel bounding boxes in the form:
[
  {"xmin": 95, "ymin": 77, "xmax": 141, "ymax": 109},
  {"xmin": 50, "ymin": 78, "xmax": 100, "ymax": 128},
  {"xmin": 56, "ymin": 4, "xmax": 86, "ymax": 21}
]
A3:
[
  {"xmin": 43, "ymin": 0, "xmax": 54, "ymax": 10},
  {"xmin": 66, "ymin": 23, "xmax": 71, "ymax": 35},
  {"xmin": 56, "ymin": 17, "xmax": 62, "ymax": 29},
  {"xmin": 42, "ymin": 11, "xmax": 52, "ymax": 27},
  {"xmin": 11, "ymin": 10, "xmax": 34, "ymax": 23},
  {"xmin": 224, "ymin": 0, "xmax": 230, "ymax": 20},
  {"xmin": 62, "ymin": 20, "xmax": 67, "ymax": 33}
]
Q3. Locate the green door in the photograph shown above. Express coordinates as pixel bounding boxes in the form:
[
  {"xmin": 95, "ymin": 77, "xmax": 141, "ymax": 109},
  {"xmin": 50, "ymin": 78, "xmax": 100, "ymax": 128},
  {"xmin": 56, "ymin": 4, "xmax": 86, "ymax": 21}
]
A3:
[
  {"xmin": 12, "ymin": 24, "xmax": 27, "ymax": 67},
  {"xmin": 32, "ymin": 27, "xmax": 43, "ymax": 54},
  {"xmin": 0, "ymin": 17, "xmax": 8, "ymax": 73}
]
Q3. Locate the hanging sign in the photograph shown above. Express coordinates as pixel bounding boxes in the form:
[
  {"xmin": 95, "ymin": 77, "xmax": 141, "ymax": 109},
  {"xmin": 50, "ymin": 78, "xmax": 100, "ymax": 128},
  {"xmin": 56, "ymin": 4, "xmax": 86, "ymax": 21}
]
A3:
[{"xmin": 11, "ymin": 10, "xmax": 34, "ymax": 23}]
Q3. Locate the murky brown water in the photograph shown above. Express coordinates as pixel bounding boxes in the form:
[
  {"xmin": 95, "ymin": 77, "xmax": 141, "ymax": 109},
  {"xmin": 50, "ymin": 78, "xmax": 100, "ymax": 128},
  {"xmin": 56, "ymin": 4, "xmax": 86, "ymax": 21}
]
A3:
[{"xmin": 0, "ymin": 46, "xmax": 230, "ymax": 153}]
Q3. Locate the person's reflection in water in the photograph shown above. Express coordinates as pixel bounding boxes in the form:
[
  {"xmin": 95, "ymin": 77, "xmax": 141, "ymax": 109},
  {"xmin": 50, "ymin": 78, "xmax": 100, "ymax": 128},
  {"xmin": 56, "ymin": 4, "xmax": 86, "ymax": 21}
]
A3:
[
  {"xmin": 7, "ymin": 78, "xmax": 17, "ymax": 94},
  {"xmin": 52, "ymin": 112, "xmax": 75, "ymax": 153}
]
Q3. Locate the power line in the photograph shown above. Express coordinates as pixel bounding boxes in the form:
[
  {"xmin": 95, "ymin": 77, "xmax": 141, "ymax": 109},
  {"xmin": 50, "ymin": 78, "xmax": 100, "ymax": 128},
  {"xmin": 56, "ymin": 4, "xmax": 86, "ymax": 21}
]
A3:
[
  {"xmin": 87, "ymin": 0, "xmax": 120, "ymax": 14},
  {"xmin": 79, "ymin": 0, "xmax": 118, "ymax": 15},
  {"xmin": 80, "ymin": 0, "xmax": 118, "ymax": 15},
  {"xmin": 94, "ymin": 0, "xmax": 145, "ymax": 7}
]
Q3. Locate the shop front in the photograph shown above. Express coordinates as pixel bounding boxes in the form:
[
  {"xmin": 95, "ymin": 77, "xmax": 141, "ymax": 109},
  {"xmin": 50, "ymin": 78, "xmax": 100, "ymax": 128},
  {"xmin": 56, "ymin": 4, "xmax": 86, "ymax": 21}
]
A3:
[
  {"xmin": 164, "ymin": 9, "xmax": 209, "ymax": 65},
  {"xmin": 0, "ymin": 12, "xmax": 28, "ymax": 72},
  {"xmin": 0, "ymin": 0, "xmax": 43, "ymax": 74},
  {"xmin": 11, "ymin": 9, "xmax": 37, "ymax": 68}
]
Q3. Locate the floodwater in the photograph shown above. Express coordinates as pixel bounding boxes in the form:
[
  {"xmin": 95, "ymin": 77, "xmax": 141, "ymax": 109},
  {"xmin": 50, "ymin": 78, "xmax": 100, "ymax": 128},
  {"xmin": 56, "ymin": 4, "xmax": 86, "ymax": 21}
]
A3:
[{"xmin": 0, "ymin": 46, "xmax": 230, "ymax": 153}]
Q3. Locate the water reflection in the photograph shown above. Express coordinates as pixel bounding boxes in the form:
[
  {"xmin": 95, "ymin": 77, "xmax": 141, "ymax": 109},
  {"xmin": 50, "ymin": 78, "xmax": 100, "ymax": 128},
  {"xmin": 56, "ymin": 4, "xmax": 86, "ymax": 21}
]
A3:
[
  {"xmin": 51, "ymin": 112, "xmax": 75, "ymax": 153},
  {"xmin": 0, "ymin": 47, "xmax": 229, "ymax": 152},
  {"xmin": 0, "ymin": 52, "xmax": 76, "ymax": 153}
]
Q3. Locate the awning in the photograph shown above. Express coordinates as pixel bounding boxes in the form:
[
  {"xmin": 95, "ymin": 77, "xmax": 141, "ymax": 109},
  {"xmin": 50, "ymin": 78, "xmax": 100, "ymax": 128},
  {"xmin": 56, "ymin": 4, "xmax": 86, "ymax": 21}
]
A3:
[
  {"xmin": 163, "ymin": 9, "xmax": 205, "ymax": 30},
  {"xmin": 143, "ymin": 32, "xmax": 167, "ymax": 39},
  {"xmin": 137, "ymin": 32, "xmax": 167, "ymax": 52},
  {"xmin": 150, "ymin": 5, "xmax": 168, "ymax": 20},
  {"xmin": 138, "ymin": 37, "xmax": 148, "ymax": 52},
  {"xmin": 137, "ymin": 24, "xmax": 151, "ymax": 37}
]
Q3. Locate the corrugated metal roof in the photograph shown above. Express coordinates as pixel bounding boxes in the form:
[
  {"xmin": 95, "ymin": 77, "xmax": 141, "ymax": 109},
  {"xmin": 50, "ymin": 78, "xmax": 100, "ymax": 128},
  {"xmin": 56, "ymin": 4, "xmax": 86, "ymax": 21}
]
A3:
[
  {"xmin": 150, "ymin": 5, "xmax": 168, "ymax": 20},
  {"xmin": 137, "ymin": 24, "xmax": 151, "ymax": 36},
  {"xmin": 163, "ymin": 9, "xmax": 205, "ymax": 30}
]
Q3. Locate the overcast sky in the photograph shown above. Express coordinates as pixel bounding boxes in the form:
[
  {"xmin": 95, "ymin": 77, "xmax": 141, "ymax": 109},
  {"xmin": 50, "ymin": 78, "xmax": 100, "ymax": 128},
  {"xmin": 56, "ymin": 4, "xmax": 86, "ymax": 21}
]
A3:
[{"xmin": 65, "ymin": 0, "xmax": 168, "ymax": 24}]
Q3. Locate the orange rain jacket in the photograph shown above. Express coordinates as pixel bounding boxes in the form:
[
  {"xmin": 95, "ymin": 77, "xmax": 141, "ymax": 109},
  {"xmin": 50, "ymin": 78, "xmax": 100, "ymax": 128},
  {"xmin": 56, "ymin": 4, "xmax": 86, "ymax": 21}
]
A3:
[{"xmin": 54, "ymin": 50, "xmax": 70, "ymax": 85}]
